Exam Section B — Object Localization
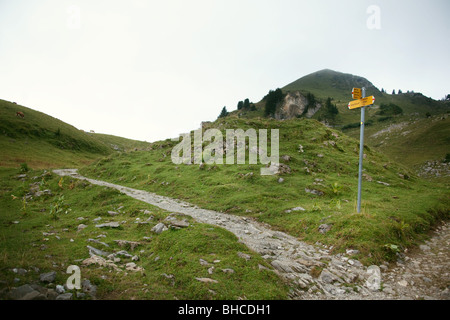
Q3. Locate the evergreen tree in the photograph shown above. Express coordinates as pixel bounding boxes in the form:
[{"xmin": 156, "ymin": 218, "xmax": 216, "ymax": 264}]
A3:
[
  {"xmin": 306, "ymin": 92, "xmax": 316, "ymax": 107},
  {"xmin": 398, "ymin": 89, "xmax": 403, "ymax": 94},
  {"xmin": 264, "ymin": 89, "xmax": 283, "ymax": 117},
  {"xmin": 324, "ymin": 97, "xmax": 339, "ymax": 120},
  {"xmin": 237, "ymin": 101, "xmax": 244, "ymax": 110},
  {"xmin": 243, "ymin": 98, "xmax": 250, "ymax": 109},
  {"xmin": 218, "ymin": 106, "xmax": 228, "ymax": 118},
  {"xmin": 392, "ymin": 89, "xmax": 396, "ymax": 95}
]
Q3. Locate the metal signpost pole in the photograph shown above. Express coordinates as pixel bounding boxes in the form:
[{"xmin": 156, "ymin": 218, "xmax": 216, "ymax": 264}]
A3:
[{"xmin": 357, "ymin": 87, "xmax": 366, "ymax": 213}]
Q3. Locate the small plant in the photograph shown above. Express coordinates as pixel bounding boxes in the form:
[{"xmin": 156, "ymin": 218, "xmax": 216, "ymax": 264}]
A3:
[
  {"xmin": 393, "ymin": 220, "xmax": 411, "ymax": 240},
  {"xmin": 312, "ymin": 202, "xmax": 322, "ymax": 212},
  {"xmin": 330, "ymin": 182, "xmax": 342, "ymax": 195},
  {"xmin": 49, "ymin": 195, "xmax": 71, "ymax": 221},
  {"xmin": 58, "ymin": 177, "xmax": 64, "ymax": 189},
  {"xmin": 330, "ymin": 199, "xmax": 342, "ymax": 210},
  {"xmin": 384, "ymin": 243, "xmax": 400, "ymax": 254},
  {"xmin": 20, "ymin": 163, "xmax": 29, "ymax": 173},
  {"xmin": 21, "ymin": 197, "xmax": 28, "ymax": 215}
]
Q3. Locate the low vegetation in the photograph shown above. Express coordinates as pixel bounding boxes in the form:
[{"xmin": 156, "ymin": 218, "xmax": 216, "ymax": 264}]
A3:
[
  {"xmin": 79, "ymin": 117, "xmax": 449, "ymax": 265},
  {"xmin": 0, "ymin": 167, "xmax": 288, "ymax": 300}
]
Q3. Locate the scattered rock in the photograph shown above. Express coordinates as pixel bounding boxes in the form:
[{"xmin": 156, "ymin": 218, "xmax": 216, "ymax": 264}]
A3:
[
  {"xmin": 95, "ymin": 222, "xmax": 120, "ymax": 228},
  {"xmin": 168, "ymin": 220, "xmax": 190, "ymax": 228},
  {"xmin": 108, "ymin": 211, "xmax": 120, "ymax": 216},
  {"xmin": 12, "ymin": 268, "xmax": 27, "ymax": 275},
  {"xmin": 398, "ymin": 280, "xmax": 408, "ymax": 287},
  {"xmin": 88, "ymin": 238, "xmax": 109, "ymax": 247},
  {"xmin": 319, "ymin": 270, "xmax": 336, "ymax": 284},
  {"xmin": 114, "ymin": 250, "xmax": 133, "ymax": 259},
  {"xmin": 199, "ymin": 259, "xmax": 210, "ymax": 266},
  {"xmin": 55, "ymin": 285, "xmax": 65, "ymax": 294},
  {"xmin": 318, "ymin": 224, "xmax": 332, "ymax": 234},
  {"xmin": 222, "ymin": 269, "xmax": 235, "ymax": 274},
  {"xmin": 285, "ymin": 207, "xmax": 306, "ymax": 213},
  {"xmin": 151, "ymin": 223, "xmax": 168, "ymax": 234},
  {"xmin": 278, "ymin": 178, "xmax": 284, "ymax": 183},
  {"xmin": 114, "ymin": 240, "xmax": 142, "ymax": 251},
  {"xmin": 278, "ymin": 163, "xmax": 292, "ymax": 174},
  {"xmin": 82, "ymin": 255, "xmax": 121, "ymax": 272},
  {"xmin": 195, "ymin": 278, "xmax": 218, "ymax": 284},
  {"xmin": 56, "ymin": 293, "xmax": 73, "ymax": 300},
  {"xmin": 419, "ymin": 245, "xmax": 431, "ymax": 251},
  {"xmin": 237, "ymin": 252, "xmax": 251, "ymax": 261},
  {"xmin": 82, "ymin": 280, "xmax": 97, "ymax": 298},
  {"xmin": 346, "ymin": 249, "xmax": 360, "ymax": 256},
  {"xmin": 9, "ymin": 284, "xmax": 36, "ymax": 300},
  {"xmin": 87, "ymin": 245, "xmax": 110, "ymax": 257},
  {"xmin": 281, "ymin": 155, "xmax": 291, "ymax": 162},
  {"xmin": 305, "ymin": 188, "xmax": 324, "ymax": 196},
  {"xmin": 125, "ymin": 262, "xmax": 144, "ymax": 272},
  {"xmin": 377, "ymin": 181, "xmax": 390, "ymax": 186},
  {"xmin": 40, "ymin": 271, "xmax": 56, "ymax": 283}
]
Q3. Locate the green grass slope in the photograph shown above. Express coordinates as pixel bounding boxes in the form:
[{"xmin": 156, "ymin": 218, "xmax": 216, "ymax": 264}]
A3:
[
  {"xmin": 345, "ymin": 114, "xmax": 450, "ymax": 169},
  {"xmin": 230, "ymin": 70, "xmax": 450, "ymax": 169},
  {"xmin": 0, "ymin": 167, "xmax": 288, "ymax": 300},
  {"xmin": 88, "ymin": 133, "xmax": 151, "ymax": 153},
  {"xmin": 80, "ymin": 117, "xmax": 449, "ymax": 265},
  {"xmin": 0, "ymin": 99, "xmax": 150, "ymax": 169},
  {"xmin": 283, "ymin": 69, "xmax": 381, "ymax": 103}
]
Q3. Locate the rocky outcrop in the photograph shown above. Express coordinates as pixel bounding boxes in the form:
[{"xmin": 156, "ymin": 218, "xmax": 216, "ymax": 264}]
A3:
[{"xmin": 274, "ymin": 91, "xmax": 321, "ymax": 120}]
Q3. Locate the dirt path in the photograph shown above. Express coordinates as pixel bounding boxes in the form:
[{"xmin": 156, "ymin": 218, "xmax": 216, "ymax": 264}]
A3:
[{"xmin": 53, "ymin": 169, "xmax": 449, "ymax": 300}]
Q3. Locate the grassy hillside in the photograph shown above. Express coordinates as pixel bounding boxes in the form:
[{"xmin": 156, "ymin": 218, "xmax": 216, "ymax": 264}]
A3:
[
  {"xmin": 283, "ymin": 69, "xmax": 381, "ymax": 103},
  {"xmin": 80, "ymin": 117, "xmax": 449, "ymax": 265},
  {"xmin": 88, "ymin": 132, "xmax": 151, "ymax": 153},
  {"xmin": 0, "ymin": 167, "xmax": 288, "ymax": 300},
  {"xmin": 345, "ymin": 114, "xmax": 450, "ymax": 169},
  {"xmin": 0, "ymin": 99, "xmax": 150, "ymax": 169},
  {"xmin": 229, "ymin": 70, "xmax": 450, "ymax": 169}
]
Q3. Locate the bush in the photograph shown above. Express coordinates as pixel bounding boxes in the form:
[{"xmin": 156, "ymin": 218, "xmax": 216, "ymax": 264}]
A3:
[
  {"xmin": 377, "ymin": 116, "xmax": 392, "ymax": 122},
  {"xmin": 376, "ymin": 103, "xmax": 403, "ymax": 116},
  {"xmin": 342, "ymin": 123, "xmax": 361, "ymax": 130},
  {"xmin": 264, "ymin": 89, "xmax": 283, "ymax": 117},
  {"xmin": 20, "ymin": 163, "xmax": 29, "ymax": 173}
]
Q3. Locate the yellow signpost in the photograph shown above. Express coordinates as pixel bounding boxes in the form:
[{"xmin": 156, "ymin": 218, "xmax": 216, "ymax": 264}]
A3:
[
  {"xmin": 352, "ymin": 88, "xmax": 362, "ymax": 100},
  {"xmin": 348, "ymin": 87, "xmax": 376, "ymax": 213},
  {"xmin": 348, "ymin": 95, "xmax": 375, "ymax": 109}
]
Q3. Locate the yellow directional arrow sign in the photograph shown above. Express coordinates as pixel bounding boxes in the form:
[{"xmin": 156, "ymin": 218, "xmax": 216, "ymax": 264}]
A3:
[
  {"xmin": 348, "ymin": 96, "xmax": 375, "ymax": 109},
  {"xmin": 352, "ymin": 88, "xmax": 362, "ymax": 100}
]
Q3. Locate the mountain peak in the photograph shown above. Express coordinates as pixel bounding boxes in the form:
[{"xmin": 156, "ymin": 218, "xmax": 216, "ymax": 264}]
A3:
[{"xmin": 282, "ymin": 69, "xmax": 380, "ymax": 100}]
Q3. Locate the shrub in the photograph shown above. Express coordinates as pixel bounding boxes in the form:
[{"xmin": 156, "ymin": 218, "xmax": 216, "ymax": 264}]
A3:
[{"xmin": 20, "ymin": 163, "xmax": 29, "ymax": 173}]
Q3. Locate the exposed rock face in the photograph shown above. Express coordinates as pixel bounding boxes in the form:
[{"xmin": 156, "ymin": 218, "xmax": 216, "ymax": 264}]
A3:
[{"xmin": 274, "ymin": 91, "xmax": 321, "ymax": 120}]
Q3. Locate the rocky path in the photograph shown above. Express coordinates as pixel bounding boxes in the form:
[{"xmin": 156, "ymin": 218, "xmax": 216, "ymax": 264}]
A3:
[{"xmin": 53, "ymin": 169, "xmax": 449, "ymax": 300}]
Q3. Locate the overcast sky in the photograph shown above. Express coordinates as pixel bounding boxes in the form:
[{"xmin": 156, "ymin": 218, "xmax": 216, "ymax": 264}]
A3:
[{"xmin": 0, "ymin": 0, "xmax": 449, "ymax": 142}]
